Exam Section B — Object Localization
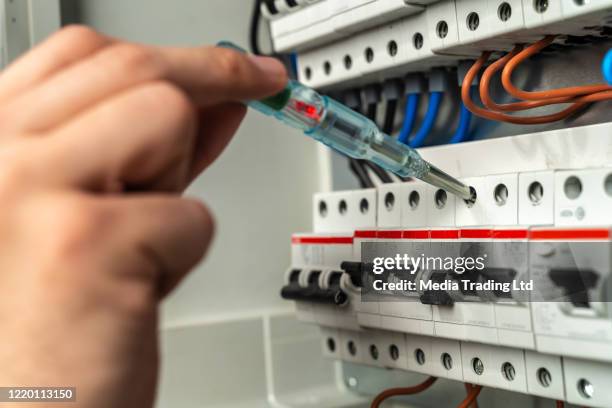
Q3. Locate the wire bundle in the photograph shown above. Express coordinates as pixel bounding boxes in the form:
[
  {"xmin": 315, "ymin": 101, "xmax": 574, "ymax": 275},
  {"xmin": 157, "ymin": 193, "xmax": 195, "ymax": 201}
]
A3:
[{"xmin": 462, "ymin": 35, "xmax": 612, "ymax": 124}]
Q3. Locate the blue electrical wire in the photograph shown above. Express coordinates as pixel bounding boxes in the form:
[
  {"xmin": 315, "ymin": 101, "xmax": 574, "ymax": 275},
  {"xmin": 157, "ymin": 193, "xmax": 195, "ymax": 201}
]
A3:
[
  {"xmin": 449, "ymin": 102, "xmax": 472, "ymax": 144},
  {"xmin": 409, "ymin": 91, "xmax": 443, "ymax": 148},
  {"xmin": 398, "ymin": 93, "xmax": 420, "ymax": 144},
  {"xmin": 602, "ymin": 49, "xmax": 612, "ymax": 85}
]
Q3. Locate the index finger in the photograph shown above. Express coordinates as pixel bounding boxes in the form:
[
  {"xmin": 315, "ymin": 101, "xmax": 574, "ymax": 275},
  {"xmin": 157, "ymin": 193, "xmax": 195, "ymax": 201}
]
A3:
[
  {"xmin": 158, "ymin": 46, "xmax": 289, "ymax": 106},
  {"xmin": 6, "ymin": 40, "xmax": 288, "ymax": 133}
]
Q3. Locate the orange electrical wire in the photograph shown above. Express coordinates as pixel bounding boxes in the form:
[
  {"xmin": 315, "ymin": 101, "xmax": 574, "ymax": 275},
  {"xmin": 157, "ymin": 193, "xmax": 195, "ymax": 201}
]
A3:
[
  {"xmin": 463, "ymin": 383, "xmax": 479, "ymax": 408},
  {"xmin": 479, "ymin": 45, "xmax": 576, "ymax": 112},
  {"xmin": 501, "ymin": 35, "xmax": 612, "ymax": 100},
  {"xmin": 462, "ymin": 52, "xmax": 589, "ymax": 124},
  {"xmin": 370, "ymin": 376, "xmax": 437, "ymax": 408},
  {"xmin": 556, "ymin": 400, "xmax": 564, "ymax": 408},
  {"xmin": 457, "ymin": 385, "xmax": 483, "ymax": 408}
]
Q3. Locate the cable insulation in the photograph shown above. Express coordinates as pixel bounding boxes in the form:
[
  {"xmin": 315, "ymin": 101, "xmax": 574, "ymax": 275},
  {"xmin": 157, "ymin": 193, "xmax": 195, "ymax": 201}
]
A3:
[
  {"xmin": 457, "ymin": 385, "xmax": 483, "ymax": 408},
  {"xmin": 398, "ymin": 93, "xmax": 420, "ymax": 144},
  {"xmin": 501, "ymin": 35, "xmax": 612, "ymax": 100},
  {"xmin": 462, "ymin": 52, "xmax": 589, "ymax": 124},
  {"xmin": 409, "ymin": 91, "xmax": 443, "ymax": 148},
  {"xmin": 363, "ymin": 161, "xmax": 393, "ymax": 183},
  {"xmin": 480, "ymin": 46, "xmax": 576, "ymax": 111},
  {"xmin": 370, "ymin": 376, "xmax": 437, "ymax": 408},
  {"xmin": 383, "ymin": 99, "xmax": 398, "ymax": 135},
  {"xmin": 463, "ymin": 384, "xmax": 479, "ymax": 408},
  {"xmin": 449, "ymin": 100, "xmax": 472, "ymax": 143},
  {"xmin": 249, "ymin": 0, "xmax": 263, "ymax": 55}
]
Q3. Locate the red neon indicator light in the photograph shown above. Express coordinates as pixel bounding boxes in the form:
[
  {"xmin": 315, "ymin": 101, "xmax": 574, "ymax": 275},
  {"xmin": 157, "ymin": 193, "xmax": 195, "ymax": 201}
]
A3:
[{"xmin": 293, "ymin": 100, "xmax": 321, "ymax": 121}]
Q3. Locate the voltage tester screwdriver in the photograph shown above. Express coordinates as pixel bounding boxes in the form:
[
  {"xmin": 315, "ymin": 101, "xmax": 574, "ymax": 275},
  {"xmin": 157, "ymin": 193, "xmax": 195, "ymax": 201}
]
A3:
[{"xmin": 219, "ymin": 42, "xmax": 474, "ymax": 201}]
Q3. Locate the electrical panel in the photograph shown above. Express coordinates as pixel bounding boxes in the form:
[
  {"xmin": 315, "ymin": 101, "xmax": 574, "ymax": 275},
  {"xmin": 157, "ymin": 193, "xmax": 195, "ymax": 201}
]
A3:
[
  {"xmin": 264, "ymin": 0, "xmax": 612, "ymax": 90},
  {"xmin": 266, "ymin": 0, "xmax": 612, "ymax": 407},
  {"xmin": 283, "ymin": 147, "xmax": 612, "ymax": 406}
]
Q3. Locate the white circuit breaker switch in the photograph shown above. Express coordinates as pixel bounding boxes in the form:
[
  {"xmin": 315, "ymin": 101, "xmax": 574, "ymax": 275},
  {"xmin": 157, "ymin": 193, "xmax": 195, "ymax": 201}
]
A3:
[
  {"xmin": 375, "ymin": 330, "xmax": 409, "ymax": 370},
  {"xmin": 518, "ymin": 170, "xmax": 554, "ymax": 226},
  {"xmin": 313, "ymin": 189, "xmax": 377, "ymax": 233},
  {"xmin": 485, "ymin": 173, "xmax": 519, "ymax": 226},
  {"xmin": 490, "ymin": 227, "xmax": 534, "ymax": 350},
  {"xmin": 525, "ymin": 350, "xmax": 565, "ymax": 400},
  {"xmin": 434, "ymin": 228, "xmax": 499, "ymax": 345},
  {"xmin": 455, "ymin": 176, "xmax": 489, "ymax": 226},
  {"xmin": 402, "ymin": 181, "xmax": 430, "ymax": 228},
  {"xmin": 426, "ymin": 0, "xmax": 464, "ymax": 55},
  {"xmin": 430, "ymin": 337, "xmax": 464, "ymax": 380},
  {"xmin": 522, "ymin": 0, "xmax": 565, "ymax": 32},
  {"xmin": 379, "ymin": 229, "xmax": 434, "ymax": 336},
  {"xmin": 333, "ymin": 0, "xmax": 424, "ymax": 36},
  {"xmin": 487, "ymin": 0, "xmax": 539, "ymax": 44},
  {"xmin": 426, "ymin": 185, "xmax": 456, "ymax": 227},
  {"xmin": 320, "ymin": 327, "xmax": 342, "ymax": 359},
  {"xmin": 339, "ymin": 329, "xmax": 365, "ymax": 364},
  {"xmin": 563, "ymin": 357, "xmax": 612, "ymax": 407},
  {"xmin": 461, "ymin": 342, "xmax": 527, "ymax": 391},
  {"xmin": 529, "ymin": 226, "xmax": 612, "ymax": 361},
  {"xmin": 406, "ymin": 334, "xmax": 436, "ymax": 375},
  {"xmin": 554, "ymin": 168, "xmax": 612, "ymax": 226},
  {"xmin": 377, "ymin": 183, "xmax": 403, "ymax": 228}
]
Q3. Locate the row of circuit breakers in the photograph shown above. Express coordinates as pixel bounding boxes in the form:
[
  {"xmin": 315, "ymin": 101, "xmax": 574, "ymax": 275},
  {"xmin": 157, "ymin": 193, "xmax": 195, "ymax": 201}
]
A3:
[
  {"xmin": 262, "ymin": 0, "xmax": 612, "ymax": 90},
  {"xmin": 282, "ymin": 164, "xmax": 612, "ymax": 407}
]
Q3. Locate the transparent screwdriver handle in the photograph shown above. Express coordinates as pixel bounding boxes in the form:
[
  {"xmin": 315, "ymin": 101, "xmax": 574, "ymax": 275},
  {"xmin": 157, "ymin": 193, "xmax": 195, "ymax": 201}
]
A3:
[
  {"xmin": 250, "ymin": 80, "xmax": 430, "ymax": 179},
  {"xmin": 217, "ymin": 41, "xmax": 472, "ymax": 200}
]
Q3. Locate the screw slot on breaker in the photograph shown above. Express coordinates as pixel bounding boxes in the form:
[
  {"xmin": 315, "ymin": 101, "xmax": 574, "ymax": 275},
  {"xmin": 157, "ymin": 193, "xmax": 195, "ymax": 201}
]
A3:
[
  {"xmin": 441, "ymin": 353, "xmax": 453, "ymax": 370},
  {"xmin": 464, "ymin": 186, "xmax": 478, "ymax": 207},
  {"xmin": 528, "ymin": 181, "xmax": 544, "ymax": 205},
  {"xmin": 409, "ymin": 190, "xmax": 420, "ymax": 210},
  {"xmin": 502, "ymin": 362, "xmax": 516, "ymax": 381},
  {"xmin": 436, "ymin": 20, "xmax": 448, "ymax": 39},
  {"xmin": 338, "ymin": 199, "xmax": 347, "ymax": 215},
  {"xmin": 415, "ymin": 349, "xmax": 426, "ymax": 365},
  {"xmin": 359, "ymin": 198, "xmax": 369, "ymax": 214},
  {"xmin": 578, "ymin": 378, "xmax": 594, "ymax": 399},
  {"xmin": 347, "ymin": 341, "xmax": 357, "ymax": 356},
  {"xmin": 533, "ymin": 0, "xmax": 548, "ymax": 14},
  {"xmin": 319, "ymin": 201, "xmax": 327, "ymax": 217},
  {"xmin": 472, "ymin": 357, "xmax": 484, "ymax": 375},
  {"xmin": 537, "ymin": 368, "xmax": 552, "ymax": 387},
  {"xmin": 327, "ymin": 338, "xmax": 336, "ymax": 352},
  {"xmin": 370, "ymin": 344, "xmax": 379, "ymax": 360},
  {"xmin": 389, "ymin": 345, "xmax": 400, "ymax": 361},
  {"xmin": 498, "ymin": 2, "xmax": 512, "ymax": 22},
  {"xmin": 385, "ymin": 192, "xmax": 395, "ymax": 211},
  {"xmin": 467, "ymin": 12, "xmax": 480, "ymax": 31}
]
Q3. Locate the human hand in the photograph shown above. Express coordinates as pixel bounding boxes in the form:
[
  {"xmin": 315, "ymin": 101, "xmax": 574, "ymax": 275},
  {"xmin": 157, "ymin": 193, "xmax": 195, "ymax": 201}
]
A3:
[{"xmin": 0, "ymin": 25, "xmax": 287, "ymax": 408}]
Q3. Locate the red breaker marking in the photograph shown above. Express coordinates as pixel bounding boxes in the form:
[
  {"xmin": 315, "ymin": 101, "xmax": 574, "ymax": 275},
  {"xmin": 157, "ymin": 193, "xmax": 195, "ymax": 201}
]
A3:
[
  {"xmin": 529, "ymin": 228, "xmax": 610, "ymax": 241},
  {"xmin": 460, "ymin": 229, "xmax": 492, "ymax": 239},
  {"xmin": 377, "ymin": 230, "xmax": 403, "ymax": 239},
  {"xmin": 354, "ymin": 230, "xmax": 377, "ymax": 239},
  {"xmin": 403, "ymin": 230, "xmax": 430, "ymax": 239},
  {"xmin": 430, "ymin": 229, "xmax": 459, "ymax": 240},
  {"xmin": 492, "ymin": 229, "xmax": 528, "ymax": 240},
  {"xmin": 291, "ymin": 236, "xmax": 353, "ymax": 245}
]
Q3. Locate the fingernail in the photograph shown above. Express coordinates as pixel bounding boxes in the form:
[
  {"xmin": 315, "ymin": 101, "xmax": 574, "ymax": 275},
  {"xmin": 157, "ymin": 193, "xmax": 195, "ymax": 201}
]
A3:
[{"xmin": 250, "ymin": 55, "xmax": 287, "ymax": 78}]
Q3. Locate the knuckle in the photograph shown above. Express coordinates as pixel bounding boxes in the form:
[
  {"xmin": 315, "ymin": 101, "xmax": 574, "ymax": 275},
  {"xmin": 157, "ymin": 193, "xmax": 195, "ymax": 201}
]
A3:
[
  {"xmin": 216, "ymin": 49, "xmax": 248, "ymax": 80},
  {"xmin": 54, "ymin": 25, "xmax": 103, "ymax": 49},
  {"xmin": 106, "ymin": 43, "xmax": 165, "ymax": 79}
]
